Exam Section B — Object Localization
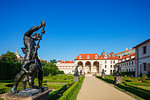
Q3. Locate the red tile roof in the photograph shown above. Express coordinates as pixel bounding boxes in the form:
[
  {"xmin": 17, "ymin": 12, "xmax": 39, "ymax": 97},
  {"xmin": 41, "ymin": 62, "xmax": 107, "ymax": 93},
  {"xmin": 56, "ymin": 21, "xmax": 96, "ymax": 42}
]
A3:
[
  {"xmin": 61, "ymin": 61, "xmax": 74, "ymax": 63},
  {"xmin": 117, "ymin": 58, "xmax": 135, "ymax": 64},
  {"xmin": 107, "ymin": 52, "xmax": 114, "ymax": 55},
  {"xmin": 121, "ymin": 53, "xmax": 135, "ymax": 59},
  {"xmin": 114, "ymin": 48, "xmax": 135, "ymax": 55},
  {"xmin": 75, "ymin": 54, "xmax": 120, "ymax": 60}
]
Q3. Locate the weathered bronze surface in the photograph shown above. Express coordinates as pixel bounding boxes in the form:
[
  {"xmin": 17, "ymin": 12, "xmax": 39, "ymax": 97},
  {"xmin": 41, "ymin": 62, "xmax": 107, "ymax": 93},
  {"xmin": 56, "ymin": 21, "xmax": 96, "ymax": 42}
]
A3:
[
  {"xmin": 10, "ymin": 20, "xmax": 47, "ymax": 94},
  {"xmin": 74, "ymin": 65, "xmax": 79, "ymax": 76}
]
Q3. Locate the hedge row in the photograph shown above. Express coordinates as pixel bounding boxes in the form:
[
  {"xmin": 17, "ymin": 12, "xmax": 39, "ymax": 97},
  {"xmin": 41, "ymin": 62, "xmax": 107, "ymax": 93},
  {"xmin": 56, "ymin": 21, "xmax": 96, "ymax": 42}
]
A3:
[
  {"xmin": 121, "ymin": 71, "xmax": 135, "ymax": 76},
  {"xmin": 117, "ymin": 83, "xmax": 150, "ymax": 99},
  {"xmin": 48, "ymin": 82, "xmax": 73, "ymax": 100},
  {"xmin": 96, "ymin": 76, "xmax": 150, "ymax": 99},
  {"xmin": 59, "ymin": 77, "xmax": 85, "ymax": 100},
  {"xmin": 0, "ymin": 61, "xmax": 21, "ymax": 80}
]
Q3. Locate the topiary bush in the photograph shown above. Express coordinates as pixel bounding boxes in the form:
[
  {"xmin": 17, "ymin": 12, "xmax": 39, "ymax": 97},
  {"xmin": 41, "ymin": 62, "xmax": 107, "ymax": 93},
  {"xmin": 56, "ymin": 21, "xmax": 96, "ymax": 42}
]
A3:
[
  {"xmin": 0, "ymin": 61, "xmax": 21, "ymax": 80},
  {"xmin": 147, "ymin": 72, "xmax": 150, "ymax": 78}
]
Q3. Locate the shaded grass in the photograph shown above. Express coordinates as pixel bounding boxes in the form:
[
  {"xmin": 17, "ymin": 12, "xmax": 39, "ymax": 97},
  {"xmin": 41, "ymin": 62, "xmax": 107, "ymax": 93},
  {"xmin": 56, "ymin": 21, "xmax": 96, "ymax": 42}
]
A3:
[{"xmin": 0, "ymin": 74, "xmax": 73, "ymax": 94}]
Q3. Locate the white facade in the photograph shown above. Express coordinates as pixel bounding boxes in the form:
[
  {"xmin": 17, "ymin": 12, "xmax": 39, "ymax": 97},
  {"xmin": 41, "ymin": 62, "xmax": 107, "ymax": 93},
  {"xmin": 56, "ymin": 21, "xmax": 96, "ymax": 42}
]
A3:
[
  {"xmin": 75, "ymin": 54, "xmax": 119, "ymax": 75},
  {"xmin": 134, "ymin": 39, "xmax": 150, "ymax": 77},
  {"xmin": 56, "ymin": 61, "xmax": 75, "ymax": 74},
  {"xmin": 117, "ymin": 58, "xmax": 135, "ymax": 72}
]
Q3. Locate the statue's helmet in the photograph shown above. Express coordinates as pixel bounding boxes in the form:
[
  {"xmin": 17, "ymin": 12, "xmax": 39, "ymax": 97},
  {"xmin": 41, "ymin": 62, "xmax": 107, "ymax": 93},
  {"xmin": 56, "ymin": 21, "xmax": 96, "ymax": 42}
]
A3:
[{"xmin": 32, "ymin": 33, "xmax": 40, "ymax": 40}]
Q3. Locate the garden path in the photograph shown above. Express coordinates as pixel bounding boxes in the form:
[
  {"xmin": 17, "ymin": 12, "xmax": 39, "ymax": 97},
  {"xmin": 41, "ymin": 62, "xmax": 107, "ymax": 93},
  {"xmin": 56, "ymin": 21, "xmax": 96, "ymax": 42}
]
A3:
[{"xmin": 77, "ymin": 76, "xmax": 135, "ymax": 100}]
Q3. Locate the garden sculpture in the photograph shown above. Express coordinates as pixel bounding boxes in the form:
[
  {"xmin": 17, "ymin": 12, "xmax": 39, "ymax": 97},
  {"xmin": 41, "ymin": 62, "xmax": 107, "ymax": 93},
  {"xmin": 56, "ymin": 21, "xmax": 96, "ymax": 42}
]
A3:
[{"xmin": 11, "ymin": 20, "xmax": 47, "ymax": 94}]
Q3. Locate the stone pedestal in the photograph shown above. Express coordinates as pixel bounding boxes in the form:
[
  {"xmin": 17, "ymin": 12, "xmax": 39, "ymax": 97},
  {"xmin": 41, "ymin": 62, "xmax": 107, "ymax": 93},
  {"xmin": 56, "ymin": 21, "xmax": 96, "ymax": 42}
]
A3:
[
  {"xmin": 114, "ymin": 76, "xmax": 122, "ymax": 85},
  {"xmin": 4, "ymin": 89, "xmax": 51, "ymax": 100},
  {"xmin": 102, "ymin": 75, "xmax": 105, "ymax": 79},
  {"xmin": 74, "ymin": 76, "xmax": 79, "ymax": 82}
]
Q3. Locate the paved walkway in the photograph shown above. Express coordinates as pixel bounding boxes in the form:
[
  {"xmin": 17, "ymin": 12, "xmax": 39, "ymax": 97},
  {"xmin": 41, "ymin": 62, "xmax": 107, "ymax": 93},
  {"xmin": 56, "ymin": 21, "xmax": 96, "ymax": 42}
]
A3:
[{"xmin": 77, "ymin": 76, "xmax": 135, "ymax": 100}]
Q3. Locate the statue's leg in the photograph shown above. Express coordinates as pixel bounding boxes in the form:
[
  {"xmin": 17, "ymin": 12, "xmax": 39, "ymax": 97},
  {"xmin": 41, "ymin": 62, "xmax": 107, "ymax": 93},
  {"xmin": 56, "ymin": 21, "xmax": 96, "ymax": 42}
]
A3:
[
  {"xmin": 28, "ymin": 75, "xmax": 34, "ymax": 88},
  {"xmin": 38, "ymin": 70, "xmax": 43, "ymax": 87},
  {"xmin": 11, "ymin": 71, "xmax": 25, "ymax": 94},
  {"xmin": 22, "ymin": 75, "xmax": 28, "ymax": 90}
]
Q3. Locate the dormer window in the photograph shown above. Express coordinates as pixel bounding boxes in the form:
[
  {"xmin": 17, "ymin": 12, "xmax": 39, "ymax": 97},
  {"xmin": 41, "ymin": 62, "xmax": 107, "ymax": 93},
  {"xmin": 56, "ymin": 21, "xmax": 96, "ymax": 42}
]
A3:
[
  {"xmin": 87, "ymin": 55, "xmax": 90, "ymax": 59},
  {"xmin": 79, "ymin": 55, "xmax": 82, "ymax": 59},
  {"xmin": 95, "ymin": 55, "xmax": 98, "ymax": 59},
  {"xmin": 104, "ymin": 55, "xmax": 107, "ymax": 58}
]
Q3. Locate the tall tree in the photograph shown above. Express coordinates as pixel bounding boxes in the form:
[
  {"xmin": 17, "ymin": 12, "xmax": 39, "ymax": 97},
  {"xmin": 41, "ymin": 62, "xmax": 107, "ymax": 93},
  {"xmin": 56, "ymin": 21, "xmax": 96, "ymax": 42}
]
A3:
[{"xmin": 1, "ymin": 51, "xmax": 18, "ymax": 62}]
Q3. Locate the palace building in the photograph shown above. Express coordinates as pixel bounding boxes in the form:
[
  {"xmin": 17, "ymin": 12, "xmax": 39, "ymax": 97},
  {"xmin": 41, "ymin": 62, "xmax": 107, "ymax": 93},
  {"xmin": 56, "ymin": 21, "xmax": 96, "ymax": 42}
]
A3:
[
  {"xmin": 56, "ymin": 60, "xmax": 75, "ymax": 74},
  {"xmin": 116, "ymin": 53, "xmax": 136, "ymax": 72},
  {"xmin": 74, "ymin": 53, "xmax": 120, "ymax": 75},
  {"xmin": 134, "ymin": 38, "xmax": 150, "ymax": 77}
]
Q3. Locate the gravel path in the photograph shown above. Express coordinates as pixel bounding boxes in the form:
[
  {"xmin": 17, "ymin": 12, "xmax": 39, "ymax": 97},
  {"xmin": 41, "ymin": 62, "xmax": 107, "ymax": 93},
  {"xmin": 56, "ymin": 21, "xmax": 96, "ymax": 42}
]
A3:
[{"xmin": 77, "ymin": 76, "xmax": 135, "ymax": 100}]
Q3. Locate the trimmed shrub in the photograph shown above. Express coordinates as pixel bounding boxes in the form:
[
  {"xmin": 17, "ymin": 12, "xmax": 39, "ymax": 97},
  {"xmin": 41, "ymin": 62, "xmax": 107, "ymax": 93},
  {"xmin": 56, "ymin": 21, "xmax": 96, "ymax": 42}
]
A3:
[
  {"xmin": 48, "ymin": 82, "xmax": 73, "ymax": 100},
  {"xmin": 121, "ymin": 71, "xmax": 135, "ymax": 76},
  {"xmin": 0, "ymin": 61, "xmax": 21, "ymax": 80},
  {"xmin": 147, "ymin": 72, "xmax": 150, "ymax": 78},
  {"xmin": 59, "ymin": 77, "xmax": 85, "ymax": 100},
  {"xmin": 117, "ymin": 83, "xmax": 150, "ymax": 99}
]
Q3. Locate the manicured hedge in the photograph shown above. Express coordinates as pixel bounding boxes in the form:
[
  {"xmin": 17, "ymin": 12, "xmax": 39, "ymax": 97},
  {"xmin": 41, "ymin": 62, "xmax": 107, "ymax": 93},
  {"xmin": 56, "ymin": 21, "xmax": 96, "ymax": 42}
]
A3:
[
  {"xmin": 48, "ymin": 82, "xmax": 73, "ymax": 100},
  {"xmin": 59, "ymin": 77, "xmax": 85, "ymax": 100},
  {"xmin": 117, "ymin": 83, "xmax": 150, "ymax": 100},
  {"xmin": 121, "ymin": 71, "xmax": 135, "ymax": 76},
  {"xmin": 0, "ymin": 61, "xmax": 21, "ymax": 80}
]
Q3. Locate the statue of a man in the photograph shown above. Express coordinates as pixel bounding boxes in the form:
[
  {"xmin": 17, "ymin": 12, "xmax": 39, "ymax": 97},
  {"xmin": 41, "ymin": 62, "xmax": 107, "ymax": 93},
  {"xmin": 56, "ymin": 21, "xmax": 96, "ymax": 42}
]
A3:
[
  {"xmin": 11, "ymin": 21, "xmax": 46, "ymax": 94},
  {"xmin": 115, "ymin": 65, "xmax": 122, "ymax": 76},
  {"xmin": 74, "ymin": 65, "xmax": 79, "ymax": 76}
]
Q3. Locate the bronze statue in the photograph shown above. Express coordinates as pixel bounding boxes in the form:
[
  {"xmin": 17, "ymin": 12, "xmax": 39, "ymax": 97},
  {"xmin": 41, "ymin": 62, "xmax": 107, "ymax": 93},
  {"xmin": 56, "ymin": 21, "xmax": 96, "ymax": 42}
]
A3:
[
  {"xmin": 11, "ymin": 20, "xmax": 47, "ymax": 94},
  {"xmin": 74, "ymin": 65, "xmax": 79, "ymax": 76},
  {"xmin": 115, "ymin": 65, "xmax": 122, "ymax": 76}
]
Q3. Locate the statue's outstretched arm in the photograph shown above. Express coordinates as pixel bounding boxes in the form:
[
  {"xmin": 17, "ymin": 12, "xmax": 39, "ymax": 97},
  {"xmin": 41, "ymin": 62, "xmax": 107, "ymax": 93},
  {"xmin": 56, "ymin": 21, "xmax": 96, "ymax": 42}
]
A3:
[{"xmin": 24, "ymin": 24, "xmax": 42, "ymax": 37}]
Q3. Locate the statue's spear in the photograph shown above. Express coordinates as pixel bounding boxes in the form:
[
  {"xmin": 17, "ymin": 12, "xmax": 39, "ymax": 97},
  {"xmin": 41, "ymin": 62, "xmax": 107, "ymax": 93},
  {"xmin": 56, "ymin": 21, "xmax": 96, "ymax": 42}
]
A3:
[{"xmin": 33, "ymin": 20, "xmax": 45, "ymax": 60}]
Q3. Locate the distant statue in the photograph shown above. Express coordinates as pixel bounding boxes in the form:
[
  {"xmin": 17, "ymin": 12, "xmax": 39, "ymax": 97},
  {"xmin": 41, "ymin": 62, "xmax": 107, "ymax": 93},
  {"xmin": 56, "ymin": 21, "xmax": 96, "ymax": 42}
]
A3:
[
  {"xmin": 74, "ymin": 65, "xmax": 79, "ymax": 76},
  {"xmin": 80, "ymin": 70, "xmax": 82, "ymax": 76},
  {"xmin": 102, "ymin": 69, "xmax": 105, "ymax": 76},
  {"xmin": 115, "ymin": 65, "xmax": 122, "ymax": 76},
  {"xmin": 11, "ymin": 20, "xmax": 47, "ymax": 94}
]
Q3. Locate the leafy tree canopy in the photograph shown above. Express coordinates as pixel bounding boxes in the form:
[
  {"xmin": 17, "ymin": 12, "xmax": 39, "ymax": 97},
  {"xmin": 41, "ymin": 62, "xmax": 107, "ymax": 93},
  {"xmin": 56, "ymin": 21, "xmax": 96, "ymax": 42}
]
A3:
[
  {"xmin": 50, "ymin": 59, "xmax": 57, "ymax": 63},
  {"xmin": 1, "ymin": 51, "xmax": 18, "ymax": 62}
]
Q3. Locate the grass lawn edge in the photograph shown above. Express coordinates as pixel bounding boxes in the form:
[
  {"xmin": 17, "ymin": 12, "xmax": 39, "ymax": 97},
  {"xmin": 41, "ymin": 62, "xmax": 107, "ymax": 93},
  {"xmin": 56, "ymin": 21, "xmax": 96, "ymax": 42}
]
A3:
[{"xmin": 96, "ymin": 76, "xmax": 144, "ymax": 100}]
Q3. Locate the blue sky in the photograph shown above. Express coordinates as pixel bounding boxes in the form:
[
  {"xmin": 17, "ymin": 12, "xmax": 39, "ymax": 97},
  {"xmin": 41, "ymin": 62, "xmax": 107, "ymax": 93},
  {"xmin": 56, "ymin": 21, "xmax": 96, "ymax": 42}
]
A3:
[{"xmin": 0, "ymin": 0, "xmax": 150, "ymax": 61}]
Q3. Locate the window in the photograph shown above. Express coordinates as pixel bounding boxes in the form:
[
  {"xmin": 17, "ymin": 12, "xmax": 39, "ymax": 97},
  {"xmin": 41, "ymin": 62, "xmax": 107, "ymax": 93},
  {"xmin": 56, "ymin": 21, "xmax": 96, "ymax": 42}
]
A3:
[
  {"xmin": 113, "ymin": 61, "xmax": 115, "ymax": 63},
  {"xmin": 95, "ymin": 55, "xmax": 98, "ymax": 59},
  {"xmin": 143, "ymin": 46, "xmax": 147, "ymax": 54},
  {"xmin": 79, "ymin": 56, "xmax": 82, "ymax": 59},
  {"xmin": 105, "ymin": 60, "xmax": 107, "ymax": 64},
  {"xmin": 105, "ymin": 70, "xmax": 106, "ymax": 72},
  {"xmin": 87, "ymin": 55, "xmax": 90, "ymax": 59},
  {"xmin": 132, "ymin": 61, "xmax": 134, "ymax": 65},
  {"xmin": 110, "ymin": 65, "xmax": 112, "ymax": 68},
  {"xmin": 110, "ymin": 61, "xmax": 112, "ymax": 64},
  {"xmin": 129, "ymin": 62, "xmax": 130, "ymax": 65},
  {"xmin": 110, "ymin": 70, "xmax": 112, "ymax": 74},
  {"xmin": 143, "ymin": 63, "xmax": 146, "ymax": 71},
  {"xmin": 105, "ymin": 65, "xmax": 107, "ymax": 68}
]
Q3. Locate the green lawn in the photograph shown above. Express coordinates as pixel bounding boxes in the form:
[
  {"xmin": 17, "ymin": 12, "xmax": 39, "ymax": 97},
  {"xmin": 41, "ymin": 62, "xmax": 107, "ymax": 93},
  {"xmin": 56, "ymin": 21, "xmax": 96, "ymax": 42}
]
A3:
[{"xmin": 0, "ymin": 74, "xmax": 73, "ymax": 94}]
